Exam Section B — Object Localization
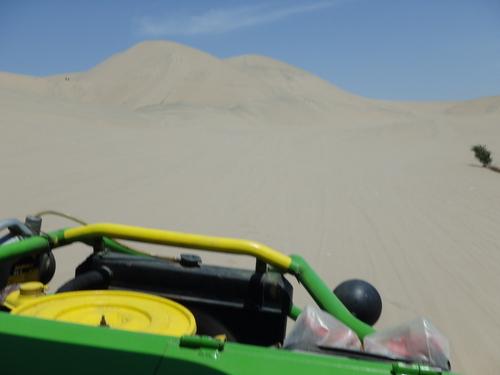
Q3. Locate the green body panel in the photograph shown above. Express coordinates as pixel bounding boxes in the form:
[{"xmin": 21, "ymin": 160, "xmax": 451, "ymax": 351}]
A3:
[
  {"xmin": 0, "ymin": 314, "xmax": 168, "ymax": 374},
  {"xmin": 1, "ymin": 313, "xmax": 457, "ymax": 375}
]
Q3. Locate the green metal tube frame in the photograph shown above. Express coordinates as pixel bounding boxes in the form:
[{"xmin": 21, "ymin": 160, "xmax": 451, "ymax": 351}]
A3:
[
  {"xmin": 289, "ymin": 255, "xmax": 375, "ymax": 338},
  {"xmin": 0, "ymin": 223, "xmax": 376, "ymax": 339}
]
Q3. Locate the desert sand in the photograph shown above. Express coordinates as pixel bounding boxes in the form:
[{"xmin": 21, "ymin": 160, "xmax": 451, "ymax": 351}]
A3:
[{"xmin": 1, "ymin": 41, "xmax": 499, "ymax": 374}]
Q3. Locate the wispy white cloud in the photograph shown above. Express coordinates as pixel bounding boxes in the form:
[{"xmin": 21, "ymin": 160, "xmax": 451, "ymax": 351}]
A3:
[{"xmin": 136, "ymin": 2, "xmax": 344, "ymax": 36}]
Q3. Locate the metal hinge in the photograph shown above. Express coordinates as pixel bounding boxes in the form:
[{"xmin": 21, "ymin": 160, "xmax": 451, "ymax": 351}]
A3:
[
  {"xmin": 179, "ymin": 335, "xmax": 226, "ymax": 360},
  {"xmin": 179, "ymin": 335, "xmax": 226, "ymax": 351},
  {"xmin": 391, "ymin": 362, "xmax": 442, "ymax": 375}
]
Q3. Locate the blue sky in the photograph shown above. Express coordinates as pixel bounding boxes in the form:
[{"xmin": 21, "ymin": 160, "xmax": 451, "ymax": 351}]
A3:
[{"xmin": 0, "ymin": 0, "xmax": 499, "ymax": 101}]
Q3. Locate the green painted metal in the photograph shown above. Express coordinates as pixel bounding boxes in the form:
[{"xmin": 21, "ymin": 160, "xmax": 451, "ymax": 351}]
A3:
[
  {"xmin": 179, "ymin": 335, "xmax": 226, "ymax": 350},
  {"xmin": 290, "ymin": 255, "xmax": 376, "ymax": 339},
  {"xmin": 391, "ymin": 362, "xmax": 445, "ymax": 375},
  {"xmin": 0, "ymin": 313, "xmax": 461, "ymax": 375},
  {"xmin": 0, "ymin": 235, "xmax": 51, "ymax": 262},
  {"xmin": 3, "ymin": 313, "xmax": 459, "ymax": 375},
  {"xmin": 289, "ymin": 304, "xmax": 302, "ymax": 320},
  {"xmin": 158, "ymin": 339, "xmax": 395, "ymax": 375},
  {"xmin": 0, "ymin": 313, "xmax": 170, "ymax": 374}
]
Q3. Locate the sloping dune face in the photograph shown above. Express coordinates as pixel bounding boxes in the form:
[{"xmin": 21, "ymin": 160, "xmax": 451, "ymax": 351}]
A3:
[
  {"xmin": 1, "ymin": 41, "xmax": 500, "ymax": 375},
  {"xmin": 75, "ymin": 41, "xmax": 278, "ymax": 108},
  {"xmin": 2, "ymin": 41, "xmax": 418, "ymax": 126},
  {"xmin": 446, "ymin": 95, "xmax": 500, "ymax": 115}
]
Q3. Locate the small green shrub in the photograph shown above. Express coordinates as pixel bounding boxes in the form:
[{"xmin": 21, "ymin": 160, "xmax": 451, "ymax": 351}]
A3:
[{"xmin": 471, "ymin": 145, "xmax": 492, "ymax": 167}]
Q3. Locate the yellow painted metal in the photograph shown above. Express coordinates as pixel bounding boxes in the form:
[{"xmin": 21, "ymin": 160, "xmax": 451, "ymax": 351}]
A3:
[
  {"xmin": 64, "ymin": 224, "xmax": 293, "ymax": 270},
  {"xmin": 10, "ymin": 290, "xmax": 196, "ymax": 337},
  {"xmin": 3, "ymin": 282, "xmax": 48, "ymax": 310}
]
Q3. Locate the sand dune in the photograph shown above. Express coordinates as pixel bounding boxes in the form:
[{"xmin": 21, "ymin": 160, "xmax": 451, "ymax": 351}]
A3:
[
  {"xmin": 1, "ymin": 41, "xmax": 499, "ymax": 374},
  {"xmin": 446, "ymin": 95, "xmax": 500, "ymax": 115}
]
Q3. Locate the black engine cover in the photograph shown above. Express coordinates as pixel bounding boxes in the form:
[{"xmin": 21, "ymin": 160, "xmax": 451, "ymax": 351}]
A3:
[{"xmin": 72, "ymin": 251, "xmax": 293, "ymax": 346}]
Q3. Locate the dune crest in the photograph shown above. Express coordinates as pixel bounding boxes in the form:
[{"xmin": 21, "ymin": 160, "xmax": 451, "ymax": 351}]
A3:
[
  {"xmin": 4, "ymin": 41, "xmax": 498, "ymax": 129},
  {"xmin": 446, "ymin": 95, "xmax": 500, "ymax": 115},
  {"xmin": 0, "ymin": 41, "xmax": 430, "ymax": 126}
]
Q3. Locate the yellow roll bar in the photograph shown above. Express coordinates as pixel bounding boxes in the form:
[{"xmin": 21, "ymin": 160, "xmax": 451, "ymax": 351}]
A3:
[{"xmin": 64, "ymin": 224, "xmax": 293, "ymax": 271}]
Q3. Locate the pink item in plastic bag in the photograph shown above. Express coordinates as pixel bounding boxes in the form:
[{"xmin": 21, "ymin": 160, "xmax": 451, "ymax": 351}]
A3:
[
  {"xmin": 363, "ymin": 317, "xmax": 450, "ymax": 370},
  {"xmin": 284, "ymin": 305, "xmax": 362, "ymax": 350}
]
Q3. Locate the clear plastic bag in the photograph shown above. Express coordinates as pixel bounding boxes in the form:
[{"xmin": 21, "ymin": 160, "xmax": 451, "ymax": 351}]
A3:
[
  {"xmin": 284, "ymin": 305, "xmax": 362, "ymax": 350},
  {"xmin": 363, "ymin": 317, "xmax": 450, "ymax": 370}
]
